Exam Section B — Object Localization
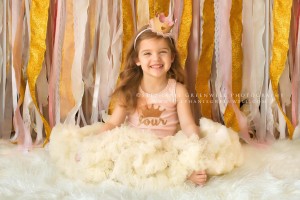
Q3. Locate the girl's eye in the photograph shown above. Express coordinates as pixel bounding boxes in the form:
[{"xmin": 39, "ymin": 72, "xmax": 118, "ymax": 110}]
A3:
[
  {"xmin": 143, "ymin": 52, "xmax": 151, "ymax": 55},
  {"xmin": 160, "ymin": 51, "xmax": 168, "ymax": 54}
]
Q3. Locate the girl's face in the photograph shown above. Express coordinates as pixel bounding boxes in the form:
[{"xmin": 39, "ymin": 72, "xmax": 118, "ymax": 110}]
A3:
[{"xmin": 135, "ymin": 38, "xmax": 174, "ymax": 80}]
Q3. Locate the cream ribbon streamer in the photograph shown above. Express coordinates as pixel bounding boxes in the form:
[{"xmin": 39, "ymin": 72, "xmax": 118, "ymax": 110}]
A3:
[
  {"xmin": 64, "ymin": 0, "xmax": 88, "ymax": 124},
  {"xmin": 59, "ymin": 0, "xmax": 75, "ymax": 122},
  {"xmin": 106, "ymin": 0, "xmax": 122, "ymax": 115},
  {"xmin": 242, "ymin": 0, "xmax": 267, "ymax": 141},
  {"xmin": 137, "ymin": 0, "xmax": 149, "ymax": 30}
]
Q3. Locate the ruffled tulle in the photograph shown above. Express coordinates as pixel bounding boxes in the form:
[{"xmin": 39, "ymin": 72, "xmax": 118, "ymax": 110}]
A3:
[{"xmin": 49, "ymin": 118, "xmax": 243, "ymax": 189}]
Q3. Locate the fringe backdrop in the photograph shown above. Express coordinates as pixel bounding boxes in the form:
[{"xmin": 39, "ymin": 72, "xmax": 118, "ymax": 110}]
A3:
[{"xmin": 0, "ymin": 0, "xmax": 300, "ymax": 149}]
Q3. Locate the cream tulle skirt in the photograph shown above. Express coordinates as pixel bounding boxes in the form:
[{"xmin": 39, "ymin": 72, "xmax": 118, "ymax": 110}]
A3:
[{"xmin": 49, "ymin": 118, "xmax": 243, "ymax": 188}]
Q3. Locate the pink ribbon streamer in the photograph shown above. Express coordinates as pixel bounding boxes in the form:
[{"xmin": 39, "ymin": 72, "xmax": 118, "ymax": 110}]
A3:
[
  {"xmin": 292, "ymin": 1, "xmax": 300, "ymax": 127},
  {"xmin": 11, "ymin": 0, "xmax": 32, "ymax": 150},
  {"xmin": 173, "ymin": 0, "xmax": 183, "ymax": 41},
  {"xmin": 185, "ymin": 0, "xmax": 201, "ymax": 123},
  {"xmin": 49, "ymin": 0, "xmax": 65, "ymax": 127},
  {"xmin": 14, "ymin": 109, "xmax": 32, "ymax": 151},
  {"xmin": 219, "ymin": 0, "xmax": 265, "ymax": 146}
]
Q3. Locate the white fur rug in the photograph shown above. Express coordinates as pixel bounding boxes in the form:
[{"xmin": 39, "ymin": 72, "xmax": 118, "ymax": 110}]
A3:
[{"xmin": 1, "ymin": 138, "xmax": 300, "ymax": 199}]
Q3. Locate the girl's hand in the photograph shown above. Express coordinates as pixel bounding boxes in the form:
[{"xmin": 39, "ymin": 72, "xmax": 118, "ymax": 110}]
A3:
[{"xmin": 187, "ymin": 170, "xmax": 207, "ymax": 186}]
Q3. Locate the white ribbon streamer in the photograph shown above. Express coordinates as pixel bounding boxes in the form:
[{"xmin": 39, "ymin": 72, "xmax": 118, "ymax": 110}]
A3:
[
  {"xmin": 266, "ymin": 81, "xmax": 276, "ymax": 137},
  {"xmin": 34, "ymin": 105, "xmax": 43, "ymax": 146},
  {"xmin": 33, "ymin": 62, "xmax": 48, "ymax": 145},
  {"xmin": 242, "ymin": 0, "xmax": 267, "ymax": 141},
  {"xmin": 20, "ymin": 83, "xmax": 33, "ymax": 150},
  {"xmin": 214, "ymin": 0, "xmax": 226, "ymax": 119},
  {"xmin": 0, "ymin": 0, "xmax": 3, "ymax": 83},
  {"xmin": 89, "ymin": 0, "xmax": 101, "ymax": 123},
  {"xmin": 107, "ymin": 0, "xmax": 122, "ymax": 113},
  {"xmin": 0, "ymin": 0, "xmax": 7, "ymax": 138},
  {"xmin": 277, "ymin": 61, "xmax": 291, "ymax": 139},
  {"xmin": 98, "ymin": 0, "xmax": 112, "ymax": 119}
]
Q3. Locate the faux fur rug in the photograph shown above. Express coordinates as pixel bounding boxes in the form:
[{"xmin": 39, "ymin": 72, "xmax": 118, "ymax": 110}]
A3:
[{"xmin": 1, "ymin": 139, "xmax": 300, "ymax": 199}]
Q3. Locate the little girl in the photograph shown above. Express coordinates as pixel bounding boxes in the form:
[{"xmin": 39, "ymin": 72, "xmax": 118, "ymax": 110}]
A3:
[
  {"xmin": 95, "ymin": 14, "xmax": 207, "ymax": 186},
  {"xmin": 50, "ymin": 14, "xmax": 243, "ymax": 189}
]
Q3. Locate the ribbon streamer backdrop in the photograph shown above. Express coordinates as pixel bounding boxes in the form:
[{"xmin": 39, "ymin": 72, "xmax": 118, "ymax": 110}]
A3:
[{"xmin": 1, "ymin": 0, "xmax": 300, "ymax": 148}]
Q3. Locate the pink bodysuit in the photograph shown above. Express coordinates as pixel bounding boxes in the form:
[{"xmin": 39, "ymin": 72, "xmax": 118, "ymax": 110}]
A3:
[{"xmin": 127, "ymin": 79, "xmax": 179, "ymax": 138}]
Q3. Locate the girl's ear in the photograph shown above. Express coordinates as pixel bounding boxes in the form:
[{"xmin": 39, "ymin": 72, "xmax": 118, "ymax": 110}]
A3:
[
  {"xmin": 135, "ymin": 58, "xmax": 141, "ymax": 66},
  {"xmin": 171, "ymin": 54, "xmax": 175, "ymax": 63}
]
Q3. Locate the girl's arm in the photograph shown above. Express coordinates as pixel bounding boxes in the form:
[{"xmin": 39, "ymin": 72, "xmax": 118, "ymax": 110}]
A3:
[
  {"xmin": 176, "ymin": 83, "xmax": 207, "ymax": 186},
  {"xmin": 97, "ymin": 104, "xmax": 127, "ymax": 134},
  {"xmin": 176, "ymin": 83, "xmax": 200, "ymax": 137}
]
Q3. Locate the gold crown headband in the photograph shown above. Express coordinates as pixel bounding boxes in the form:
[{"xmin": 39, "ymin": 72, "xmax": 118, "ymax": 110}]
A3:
[{"xmin": 134, "ymin": 13, "xmax": 175, "ymax": 50}]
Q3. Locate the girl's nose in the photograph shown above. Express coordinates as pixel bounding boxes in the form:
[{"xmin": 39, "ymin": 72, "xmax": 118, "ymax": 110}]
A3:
[{"xmin": 152, "ymin": 53, "xmax": 161, "ymax": 61}]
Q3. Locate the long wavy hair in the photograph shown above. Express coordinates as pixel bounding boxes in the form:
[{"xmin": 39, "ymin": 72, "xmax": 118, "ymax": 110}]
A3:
[{"xmin": 111, "ymin": 26, "xmax": 186, "ymax": 113}]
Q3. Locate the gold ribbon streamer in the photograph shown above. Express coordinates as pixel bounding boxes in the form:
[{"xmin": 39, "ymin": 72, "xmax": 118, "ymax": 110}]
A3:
[
  {"xmin": 155, "ymin": 0, "xmax": 170, "ymax": 16},
  {"xmin": 223, "ymin": 0, "xmax": 243, "ymax": 131},
  {"xmin": 270, "ymin": 0, "xmax": 294, "ymax": 139},
  {"xmin": 146, "ymin": 0, "xmax": 170, "ymax": 26},
  {"xmin": 121, "ymin": 1, "xmax": 134, "ymax": 72},
  {"xmin": 148, "ymin": 0, "xmax": 169, "ymax": 18},
  {"xmin": 60, "ymin": 0, "xmax": 75, "ymax": 121},
  {"xmin": 195, "ymin": 0, "xmax": 214, "ymax": 119},
  {"xmin": 149, "ymin": 0, "xmax": 155, "ymax": 18},
  {"xmin": 177, "ymin": 0, "xmax": 192, "ymax": 69},
  {"xmin": 26, "ymin": 0, "xmax": 51, "ymax": 145},
  {"xmin": 109, "ymin": 0, "xmax": 134, "ymax": 113}
]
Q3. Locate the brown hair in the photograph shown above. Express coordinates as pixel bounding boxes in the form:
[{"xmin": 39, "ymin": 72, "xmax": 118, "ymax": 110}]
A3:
[{"xmin": 111, "ymin": 26, "xmax": 186, "ymax": 113}]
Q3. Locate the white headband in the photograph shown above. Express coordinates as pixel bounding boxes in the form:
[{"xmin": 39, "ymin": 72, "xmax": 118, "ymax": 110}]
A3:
[{"xmin": 133, "ymin": 28, "xmax": 174, "ymax": 50}]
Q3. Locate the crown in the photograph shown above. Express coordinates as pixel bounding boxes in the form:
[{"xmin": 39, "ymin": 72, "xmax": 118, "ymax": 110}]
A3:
[
  {"xmin": 134, "ymin": 13, "xmax": 175, "ymax": 49},
  {"xmin": 149, "ymin": 13, "xmax": 175, "ymax": 35},
  {"xmin": 141, "ymin": 104, "xmax": 166, "ymax": 118}
]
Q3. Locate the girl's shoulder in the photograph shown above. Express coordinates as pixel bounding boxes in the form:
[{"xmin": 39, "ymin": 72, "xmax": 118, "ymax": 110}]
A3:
[{"xmin": 174, "ymin": 81, "xmax": 188, "ymax": 97}]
